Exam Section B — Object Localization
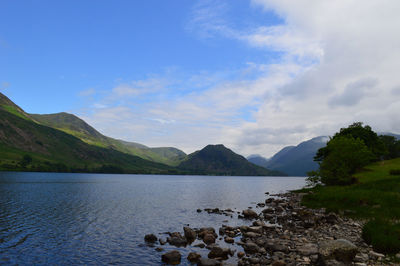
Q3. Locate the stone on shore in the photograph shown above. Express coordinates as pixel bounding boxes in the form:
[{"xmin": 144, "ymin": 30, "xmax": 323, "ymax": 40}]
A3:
[
  {"xmin": 242, "ymin": 209, "xmax": 258, "ymax": 219},
  {"xmin": 144, "ymin": 234, "xmax": 157, "ymax": 243},
  {"xmin": 203, "ymin": 234, "xmax": 216, "ymax": 245},
  {"xmin": 243, "ymin": 242, "xmax": 259, "ymax": 254},
  {"xmin": 318, "ymin": 239, "xmax": 358, "ymax": 263},
  {"xmin": 224, "ymin": 236, "xmax": 234, "ymax": 243},
  {"xmin": 161, "ymin": 250, "xmax": 181, "ymax": 265},
  {"xmin": 187, "ymin": 252, "xmax": 201, "ymax": 263},
  {"xmin": 197, "ymin": 258, "xmax": 222, "ymax": 266},
  {"xmin": 183, "ymin": 226, "xmax": 197, "ymax": 240},
  {"xmin": 208, "ymin": 246, "xmax": 230, "ymax": 260}
]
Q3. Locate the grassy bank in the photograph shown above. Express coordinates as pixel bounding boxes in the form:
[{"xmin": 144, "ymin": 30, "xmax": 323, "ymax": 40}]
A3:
[{"xmin": 299, "ymin": 158, "xmax": 400, "ymax": 254}]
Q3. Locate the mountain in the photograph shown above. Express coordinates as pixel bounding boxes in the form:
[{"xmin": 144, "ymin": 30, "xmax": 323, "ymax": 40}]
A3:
[
  {"xmin": 247, "ymin": 154, "xmax": 270, "ymax": 168},
  {"xmin": 31, "ymin": 112, "xmax": 186, "ymax": 166},
  {"xmin": 0, "ymin": 92, "xmax": 177, "ymax": 174},
  {"xmin": 264, "ymin": 136, "xmax": 329, "ymax": 176},
  {"xmin": 178, "ymin": 144, "xmax": 284, "ymax": 176}
]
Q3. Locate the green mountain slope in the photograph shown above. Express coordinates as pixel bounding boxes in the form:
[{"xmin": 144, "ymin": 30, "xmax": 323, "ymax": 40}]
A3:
[
  {"xmin": 178, "ymin": 144, "xmax": 284, "ymax": 176},
  {"xmin": 31, "ymin": 112, "xmax": 186, "ymax": 166},
  {"xmin": 0, "ymin": 93, "xmax": 178, "ymax": 173},
  {"xmin": 0, "ymin": 108, "xmax": 177, "ymax": 173}
]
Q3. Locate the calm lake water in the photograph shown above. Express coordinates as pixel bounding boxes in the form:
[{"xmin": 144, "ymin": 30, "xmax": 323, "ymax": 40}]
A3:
[{"xmin": 0, "ymin": 172, "xmax": 305, "ymax": 265}]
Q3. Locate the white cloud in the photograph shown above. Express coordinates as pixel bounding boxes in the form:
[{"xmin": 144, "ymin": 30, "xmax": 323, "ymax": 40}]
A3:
[{"xmin": 78, "ymin": 0, "xmax": 400, "ymax": 158}]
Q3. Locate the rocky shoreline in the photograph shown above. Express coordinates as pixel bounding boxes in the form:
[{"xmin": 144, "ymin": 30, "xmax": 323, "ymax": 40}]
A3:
[{"xmin": 144, "ymin": 192, "xmax": 394, "ymax": 265}]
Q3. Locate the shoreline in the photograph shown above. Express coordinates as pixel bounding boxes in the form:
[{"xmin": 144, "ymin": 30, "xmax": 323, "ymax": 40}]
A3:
[{"xmin": 146, "ymin": 191, "xmax": 392, "ymax": 265}]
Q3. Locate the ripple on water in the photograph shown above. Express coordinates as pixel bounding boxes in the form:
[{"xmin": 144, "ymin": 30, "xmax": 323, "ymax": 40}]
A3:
[{"xmin": 0, "ymin": 173, "xmax": 305, "ymax": 265}]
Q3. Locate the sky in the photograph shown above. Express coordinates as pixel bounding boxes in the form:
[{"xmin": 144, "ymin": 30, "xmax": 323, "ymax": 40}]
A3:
[{"xmin": 1, "ymin": 0, "xmax": 400, "ymax": 157}]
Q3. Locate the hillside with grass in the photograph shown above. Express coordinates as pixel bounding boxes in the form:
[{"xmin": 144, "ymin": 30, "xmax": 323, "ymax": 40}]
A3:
[
  {"xmin": 0, "ymin": 108, "xmax": 180, "ymax": 174},
  {"xmin": 299, "ymin": 123, "xmax": 400, "ymax": 255},
  {"xmin": 301, "ymin": 158, "xmax": 400, "ymax": 254},
  {"xmin": 31, "ymin": 112, "xmax": 186, "ymax": 166}
]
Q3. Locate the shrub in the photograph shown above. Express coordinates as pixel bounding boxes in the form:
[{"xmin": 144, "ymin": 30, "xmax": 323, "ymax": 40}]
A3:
[{"xmin": 362, "ymin": 219, "xmax": 400, "ymax": 254}]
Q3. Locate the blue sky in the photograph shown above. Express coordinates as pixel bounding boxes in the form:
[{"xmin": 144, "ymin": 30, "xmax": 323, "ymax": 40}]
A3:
[
  {"xmin": 1, "ymin": 0, "xmax": 400, "ymax": 157},
  {"xmin": 0, "ymin": 0, "xmax": 282, "ymax": 113}
]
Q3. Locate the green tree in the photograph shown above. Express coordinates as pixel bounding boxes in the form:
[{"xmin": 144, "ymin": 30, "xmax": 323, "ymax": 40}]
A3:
[
  {"xmin": 315, "ymin": 122, "xmax": 385, "ymax": 162},
  {"xmin": 319, "ymin": 136, "xmax": 374, "ymax": 185},
  {"xmin": 379, "ymin": 135, "xmax": 400, "ymax": 160}
]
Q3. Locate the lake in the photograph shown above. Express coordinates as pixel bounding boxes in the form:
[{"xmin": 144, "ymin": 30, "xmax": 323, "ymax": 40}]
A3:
[{"xmin": 0, "ymin": 172, "xmax": 305, "ymax": 265}]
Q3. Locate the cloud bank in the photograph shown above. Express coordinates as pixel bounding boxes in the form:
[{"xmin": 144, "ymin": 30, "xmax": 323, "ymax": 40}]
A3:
[{"xmin": 78, "ymin": 0, "xmax": 400, "ymax": 157}]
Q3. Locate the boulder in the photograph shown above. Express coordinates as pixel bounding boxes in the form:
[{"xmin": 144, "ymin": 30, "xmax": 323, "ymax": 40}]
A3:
[
  {"xmin": 243, "ymin": 242, "xmax": 259, "ymax": 254},
  {"xmin": 208, "ymin": 246, "xmax": 230, "ymax": 260},
  {"xmin": 224, "ymin": 236, "xmax": 234, "ymax": 244},
  {"xmin": 183, "ymin": 226, "xmax": 197, "ymax": 240},
  {"xmin": 297, "ymin": 243, "xmax": 318, "ymax": 256},
  {"xmin": 144, "ymin": 234, "xmax": 157, "ymax": 243},
  {"xmin": 161, "ymin": 250, "xmax": 181, "ymax": 265},
  {"xmin": 203, "ymin": 234, "xmax": 216, "ymax": 245},
  {"xmin": 168, "ymin": 235, "xmax": 187, "ymax": 247},
  {"xmin": 318, "ymin": 239, "xmax": 358, "ymax": 264},
  {"xmin": 197, "ymin": 258, "xmax": 222, "ymax": 266},
  {"xmin": 242, "ymin": 209, "xmax": 258, "ymax": 219},
  {"xmin": 187, "ymin": 252, "xmax": 201, "ymax": 263}
]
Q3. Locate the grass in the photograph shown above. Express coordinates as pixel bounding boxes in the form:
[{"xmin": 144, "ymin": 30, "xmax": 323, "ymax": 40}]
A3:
[{"xmin": 299, "ymin": 158, "xmax": 400, "ymax": 254}]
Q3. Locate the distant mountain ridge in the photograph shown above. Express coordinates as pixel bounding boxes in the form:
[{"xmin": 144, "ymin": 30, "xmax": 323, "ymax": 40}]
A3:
[
  {"xmin": 250, "ymin": 132, "xmax": 400, "ymax": 177},
  {"xmin": 248, "ymin": 136, "xmax": 329, "ymax": 176},
  {"xmin": 179, "ymin": 145, "xmax": 284, "ymax": 176}
]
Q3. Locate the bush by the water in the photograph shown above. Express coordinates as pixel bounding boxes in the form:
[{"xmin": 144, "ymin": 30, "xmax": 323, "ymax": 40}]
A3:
[{"xmin": 362, "ymin": 219, "xmax": 400, "ymax": 254}]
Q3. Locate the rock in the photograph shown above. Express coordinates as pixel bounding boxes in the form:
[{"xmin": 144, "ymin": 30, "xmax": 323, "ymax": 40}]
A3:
[
  {"xmin": 183, "ymin": 226, "xmax": 197, "ymax": 240},
  {"xmin": 249, "ymin": 257, "xmax": 260, "ymax": 264},
  {"xmin": 248, "ymin": 226, "xmax": 263, "ymax": 234},
  {"xmin": 242, "ymin": 209, "xmax": 258, "ymax": 219},
  {"xmin": 237, "ymin": 251, "xmax": 245, "ymax": 258},
  {"xmin": 396, "ymin": 253, "xmax": 400, "ymax": 259},
  {"xmin": 271, "ymin": 260, "xmax": 286, "ymax": 266},
  {"xmin": 203, "ymin": 234, "xmax": 216, "ymax": 245},
  {"xmin": 159, "ymin": 238, "xmax": 167, "ymax": 245},
  {"xmin": 368, "ymin": 250, "xmax": 385, "ymax": 259},
  {"xmin": 168, "ymin": 236, "xmax": 187, "ymax": 247},
  {"xmin": 144, "ymin": 234, "xmax": 157, "ymax": 243},
  {"xmin": 187, "ymin": 252, "xmax": 201, "ymax": 263},
  {"xmin": 155, "ymin": 247, "xmax": 164, "ymax": 252},
  {"xmin": 297, "ymin": 243, "xmax": 318, "ymax": 256},
  {"xmin": 264, "ymin": 240, "xmax": 289, "ymax": 253},
  {"xmin": 194, "ymin": 243, "xmax": 206, "ymax": 248},
  {"xmin": 224, "ymin": 236, "xmax": 234, "ymax": 244},
  {"xmin": 244, "ymin": 232, "xmax": 261, "ymax": 238},
  {"xmin": 197, "ymin": 258, "xmax": 222, "ymax": 266},
  {"xmin": 325, "ymin": 212, "xmax": 338, "ymax": 224},
  {"xmin": 243, "ymin": 242, "xmax": 259, "ymax": 254},
  {"xmin": 161, "ymin": 250, "xmax": 181, "ymax": 265},
  {"xmin": 208, "ymin": 246, "xmax": 230, "ymax": 260},
  {"xmin": 354, "ymin": 253, "xmax": 368, "ymax": 262},
  {"xmin": 318, "ymin": 239, "xmax": 358, "ymax": 263},
  {"xmin": 197, "ymin": 209, "xmax": 202, "ymax": 212}
]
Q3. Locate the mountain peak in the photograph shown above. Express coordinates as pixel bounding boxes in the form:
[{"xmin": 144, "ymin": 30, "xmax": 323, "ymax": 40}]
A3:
[{"xmin": 179, "ymin": 144, "xmax": 283, "ymax": 176}]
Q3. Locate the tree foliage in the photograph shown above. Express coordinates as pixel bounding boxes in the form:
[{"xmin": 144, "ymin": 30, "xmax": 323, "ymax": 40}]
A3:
[
  {"xmin": 311, "ymin": 122, "xmax": 383, "ymax": 186},
  {"xmin": 315, "ymin": 122, "xmax": 385, "ymax": 163},
  {"xmin": 318, "ymin": 136, "xmax": 374, "ymax": 185}
]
